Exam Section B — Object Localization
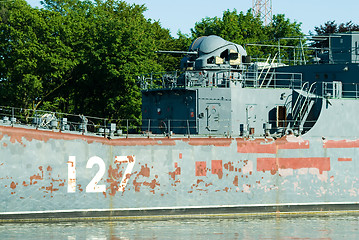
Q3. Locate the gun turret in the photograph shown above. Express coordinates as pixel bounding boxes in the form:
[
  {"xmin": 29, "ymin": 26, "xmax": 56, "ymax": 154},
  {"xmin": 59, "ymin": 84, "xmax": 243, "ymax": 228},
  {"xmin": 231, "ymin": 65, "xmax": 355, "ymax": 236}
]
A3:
[{"xmin": 183, "ymin": 35, "xmax": 248, "ymax": 70}]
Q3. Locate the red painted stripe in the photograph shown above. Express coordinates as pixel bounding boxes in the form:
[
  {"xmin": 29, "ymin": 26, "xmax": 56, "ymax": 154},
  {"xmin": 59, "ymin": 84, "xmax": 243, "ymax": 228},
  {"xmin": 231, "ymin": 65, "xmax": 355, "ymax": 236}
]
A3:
[
  {"xmin": 277, "ymin": 140, "xmax": 309, "ymax": 150},
  {"xmin": 257, "ymin": 157, "xmax": 330, "ymax": 174},
  {"xmin": 323, "ymin": 140, "xmax": 359, "ymax": 149},
  {"xmin": 237, "ymin": 138, "xmax": 309, "ymax": 154},
  {"xmin": 0, "ymin": 126, "xmax": 233, "ymax": 147},
  {"xmin": 183, "ymin": 138, "xmax": 232, "ymax": 147},
  {"xmin": 237, "ymin": 139, "xmax": 276, "ymax": 154},
  {"xmin": 0, "ymin": 126, "xmax": 178, "ymax": 146},
  {"xmin": 338, "ymin": 158, "xmax": 352, "ymax": 162}
]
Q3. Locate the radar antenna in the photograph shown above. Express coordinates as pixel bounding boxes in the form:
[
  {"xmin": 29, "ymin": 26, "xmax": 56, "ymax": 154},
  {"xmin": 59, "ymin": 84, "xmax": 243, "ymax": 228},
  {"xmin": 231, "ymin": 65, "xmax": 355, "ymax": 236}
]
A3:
[{"xmin": 252, "ymin": 0, "xmax": 273, "ymax": 25}]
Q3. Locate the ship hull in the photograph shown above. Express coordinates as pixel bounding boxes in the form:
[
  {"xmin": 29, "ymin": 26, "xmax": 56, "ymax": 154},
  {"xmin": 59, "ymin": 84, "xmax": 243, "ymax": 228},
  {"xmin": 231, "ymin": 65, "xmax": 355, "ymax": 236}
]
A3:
[{"xmin": 1, "ymin": 125, "xmax": 359, "ymax": 221}]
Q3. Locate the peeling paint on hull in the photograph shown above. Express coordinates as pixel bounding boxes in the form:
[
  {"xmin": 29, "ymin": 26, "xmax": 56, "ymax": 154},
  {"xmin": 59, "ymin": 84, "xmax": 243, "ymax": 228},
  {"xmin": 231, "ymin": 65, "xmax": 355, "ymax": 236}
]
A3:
[{"xmin": 1, "ymin": 125, "xmax": 359, "ymax": 221}]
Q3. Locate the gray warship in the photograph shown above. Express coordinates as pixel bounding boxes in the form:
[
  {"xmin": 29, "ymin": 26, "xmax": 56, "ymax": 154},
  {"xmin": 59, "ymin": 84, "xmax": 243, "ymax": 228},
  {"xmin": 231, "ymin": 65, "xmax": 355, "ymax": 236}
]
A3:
[{"xmin": 1, "ymin": 32, "xmax": 359, "ymax": 222}]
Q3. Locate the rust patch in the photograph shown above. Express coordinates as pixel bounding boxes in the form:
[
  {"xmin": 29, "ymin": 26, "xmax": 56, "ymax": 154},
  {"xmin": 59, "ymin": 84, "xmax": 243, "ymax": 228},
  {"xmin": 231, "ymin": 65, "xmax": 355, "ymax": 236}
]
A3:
[
  {"xmin": 3, "ymin": 143, "xmax": 7, "ymax": 147},
  {"xmin": 132, "ymin": 163, "xmax": 161, "ymax": 193},
  {"xmin": 127, "ymin": 156, "xmax": 135, "ymax": 163},
  {"xmin": 9, "ymin": 133, "xmax": 23, "ymax": 144},
  {"xmin": 143, "ymin": 179, "xmax": 160, "ymax": 190},
  {"xmin": 30, "ymin": 173, "xmax": 43, "ymax": 185},
  {"xmin": 107, "ymin": 164, "xmax": 122, "ymax": 196},
  {"xmin": 51, "ymin": 178, "xmax": 62, "ymax": 182},
  {"xmin": 77, "ymin": 184, "xmax": 84, "ymax": 192},
  {"xmin": 45, "ymin": 183, "xmax": 59, "ymax": 193},
  {"xmin": 179, "ymin": 153, "xmax": 182, "ymax": 159},
  {"xmin": 211, "ymin": 160, "xmax": 223, "ymax": 179},
  {"xmin": 195, "ymin": 161, "xmax": 207, "ymax": 176},
  {"xmin": 224, "ymin": 162, "xmax": 234, "ymax": 171},
  {"xmin": 47, "ymin": 166, "xmax": 52, "ymax": 172},
  {"xmin": 257, "ymin": 157, "xmax": 331, "ymax": 174},
  {"xmin": 169, "ymin": 162, "xmax": 181, "ymax": 180},
  {"xmin": 233, "ymin": 176, "xmax": 239, "ymax": 186},
  {"xmin": 338, "ymin": 158, "xmax": 352, "ymax": 162},
  {"xmin": 10, "ymin": 181, "xmax": 17, "ymax": 189},
  {"xmin": 138, "ymin": 164, "xmax": 150, "ymax": 178},
  {"xmin": 132, "ymin": 179, "xmax": 142, "ymax": 192}
]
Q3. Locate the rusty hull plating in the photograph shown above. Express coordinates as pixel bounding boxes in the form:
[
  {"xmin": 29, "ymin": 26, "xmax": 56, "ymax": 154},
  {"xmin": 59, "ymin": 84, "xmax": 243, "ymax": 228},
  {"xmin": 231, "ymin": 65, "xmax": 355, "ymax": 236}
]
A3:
[{"xmin": 2, "ymin": 124, "xmax": 359, "ymax": 221}]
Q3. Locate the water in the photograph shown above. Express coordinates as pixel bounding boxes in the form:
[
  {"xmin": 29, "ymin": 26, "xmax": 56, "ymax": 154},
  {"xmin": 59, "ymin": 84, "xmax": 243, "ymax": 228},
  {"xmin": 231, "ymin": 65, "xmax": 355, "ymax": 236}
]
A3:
[{"xmin": 1, "ymin": 214, "xmax": 359, "ymax": 239}]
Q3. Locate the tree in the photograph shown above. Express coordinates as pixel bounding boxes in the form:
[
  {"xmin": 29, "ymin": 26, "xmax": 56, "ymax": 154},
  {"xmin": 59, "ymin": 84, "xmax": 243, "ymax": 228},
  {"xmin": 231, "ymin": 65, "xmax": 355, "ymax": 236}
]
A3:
[
  {"xmin": 0, "ymin": 0, "xmax": 181, "ymax": 123},
  {"xmin": 263, "ymin": 14, "xmax": 304, "ymax": 63},
  {"xmin": 0, "ymin": 0, "xmax": 76, "ymax": 116},
  {"xmin": 191, "ymin": 9, "xmax": 266, "ymax": 45},
  {"xmin": 314, "ymin": 20, "xmax": 359, "ymax": 35}
]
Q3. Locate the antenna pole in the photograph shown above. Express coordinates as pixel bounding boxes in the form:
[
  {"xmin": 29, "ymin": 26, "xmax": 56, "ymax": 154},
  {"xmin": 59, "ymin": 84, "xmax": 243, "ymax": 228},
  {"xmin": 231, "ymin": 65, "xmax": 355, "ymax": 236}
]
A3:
[{"xmin": 252, "ymin": 0, "xmax": 273, "ymax": 26}]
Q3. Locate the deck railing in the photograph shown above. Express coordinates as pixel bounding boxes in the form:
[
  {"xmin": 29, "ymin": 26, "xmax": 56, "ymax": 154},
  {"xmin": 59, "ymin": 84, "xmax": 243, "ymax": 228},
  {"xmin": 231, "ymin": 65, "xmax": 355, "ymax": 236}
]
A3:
[
  {"xmin": 0, "ymin": 105, "xmax": 321, "ymax": 137},
  {"xmin": 139, "ymin": 69, "xmax": 303, "ymax": 90},
  {"xmin": 322, "ymin": 82, "xmax": 359, "ymax": 99}
]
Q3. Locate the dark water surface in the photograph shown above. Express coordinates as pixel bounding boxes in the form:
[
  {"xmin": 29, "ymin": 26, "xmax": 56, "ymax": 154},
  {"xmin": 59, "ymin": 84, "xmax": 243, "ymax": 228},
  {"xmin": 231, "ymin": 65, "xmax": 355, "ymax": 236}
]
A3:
[{"xmin": 1, "ymin": 214, "xmax": 359, "ymax": 239}]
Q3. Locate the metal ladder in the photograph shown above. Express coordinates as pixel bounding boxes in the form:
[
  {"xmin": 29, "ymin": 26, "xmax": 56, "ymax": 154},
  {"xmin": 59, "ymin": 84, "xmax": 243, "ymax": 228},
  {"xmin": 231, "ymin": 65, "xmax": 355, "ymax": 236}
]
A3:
[{"xmin": 290, "ymin": 82, "xmax": 316, "ymax": 132}]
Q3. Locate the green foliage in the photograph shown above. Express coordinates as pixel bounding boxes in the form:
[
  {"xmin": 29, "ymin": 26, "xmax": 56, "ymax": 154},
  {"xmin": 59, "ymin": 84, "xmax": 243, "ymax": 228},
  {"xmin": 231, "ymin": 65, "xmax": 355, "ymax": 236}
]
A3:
[
  {"xmin": 315, "ymin": 20, "xmax": 359, "ymax": 35},
  {"xmin": 191, "ymin": 10, "xmax": 266, "ymax": 44},
  {"xmin": 0, "ymin": 0, "xmax": 183, "ymax": 122}
]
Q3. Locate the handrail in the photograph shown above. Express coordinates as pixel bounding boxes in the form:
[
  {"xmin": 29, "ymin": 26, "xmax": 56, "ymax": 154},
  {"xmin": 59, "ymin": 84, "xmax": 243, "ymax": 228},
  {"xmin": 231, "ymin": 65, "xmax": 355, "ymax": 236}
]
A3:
[
  {"xmin": 257, "ymin": 55, "xmax": 271, "ymax": 82},
  {"xmin": 0, "ymin": 105, "xmax": 320, "ymax": 137},
  {"xmin": 291, "ymin": 82, "xmax": 309, "ymax": 121},
  {"xmin": 292, "ymin": 82, "xmax": 317, "ymax": 129},
  {"xmin": 140, "ymin": 69, "xmax": 303, "ymax": 90},
  {"xmin": 259, "ymin": 52, "xmax": 278, "ymax": 88}
]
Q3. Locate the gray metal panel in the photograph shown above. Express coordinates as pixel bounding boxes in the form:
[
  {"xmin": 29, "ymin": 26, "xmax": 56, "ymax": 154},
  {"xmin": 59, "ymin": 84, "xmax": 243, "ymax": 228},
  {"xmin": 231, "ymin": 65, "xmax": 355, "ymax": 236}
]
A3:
[
  {"xmin": 196, "ymin": 88, "xmax": 232, "ymax": 135},
  {"xmin": 142, "ymin": 89, "xmax": 197, "ymax": 134},
  {"xmin": 230, "ymin": 87, "xmax": 292, "ymax": 136}
]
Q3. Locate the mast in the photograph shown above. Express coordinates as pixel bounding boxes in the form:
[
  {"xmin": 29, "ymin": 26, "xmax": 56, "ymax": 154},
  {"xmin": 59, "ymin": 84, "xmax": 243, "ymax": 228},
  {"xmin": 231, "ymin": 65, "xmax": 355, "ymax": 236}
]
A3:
[{"xmin": 252, "ymin": 0, "xmax": 273, "ymax": 25}]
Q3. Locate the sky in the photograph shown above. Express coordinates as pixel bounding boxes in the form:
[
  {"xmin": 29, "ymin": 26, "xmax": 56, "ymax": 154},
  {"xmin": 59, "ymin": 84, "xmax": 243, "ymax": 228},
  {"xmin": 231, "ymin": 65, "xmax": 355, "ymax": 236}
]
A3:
[{"xmin": 26, "ymin": 0, "xmax": 359, "ymax": 36}]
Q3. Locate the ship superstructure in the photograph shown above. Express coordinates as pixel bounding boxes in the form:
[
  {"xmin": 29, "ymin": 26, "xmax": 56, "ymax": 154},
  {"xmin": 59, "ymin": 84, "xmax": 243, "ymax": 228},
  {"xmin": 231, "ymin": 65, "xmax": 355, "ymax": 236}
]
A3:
[{"xmin": 141, "ymin": 33, "xmax": 359, "ymax": 138}]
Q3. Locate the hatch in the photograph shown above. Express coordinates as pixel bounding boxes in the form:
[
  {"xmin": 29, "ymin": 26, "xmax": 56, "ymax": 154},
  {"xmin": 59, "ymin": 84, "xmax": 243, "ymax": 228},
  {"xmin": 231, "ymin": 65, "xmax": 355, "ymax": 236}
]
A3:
[{"xmin": 206, "ymin": 103, "xmax": 220, "ymax": 131}]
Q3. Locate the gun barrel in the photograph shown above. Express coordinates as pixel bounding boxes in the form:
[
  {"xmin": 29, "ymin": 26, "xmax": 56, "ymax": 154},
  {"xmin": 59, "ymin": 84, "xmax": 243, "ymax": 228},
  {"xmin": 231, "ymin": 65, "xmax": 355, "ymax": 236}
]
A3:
[{"xmin": 156, "ymin": 50, "xmax": 198, "ymax": 55}]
